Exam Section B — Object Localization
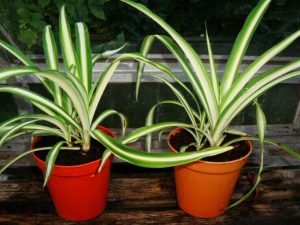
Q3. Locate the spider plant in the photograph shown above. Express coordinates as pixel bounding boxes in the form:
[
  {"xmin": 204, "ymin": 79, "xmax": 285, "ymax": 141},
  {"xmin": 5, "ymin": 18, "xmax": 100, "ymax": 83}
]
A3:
[
  {"xmin": 0, "ymin": 5, "xmax": 235, "ymax": 185},
  {"xmin": 0, "ymin": 5, "xmax": 130, "ymax": 185},
  {"xmin": 90, "ymin": 0, "xmax": 300, "ymax": 207},
  {"xmin": 122, "ymin": 0, "xmax": 300, "ymax": 153},
  {"xmin": 93, "ymin": 0, "xmax": 300, "ymax": 164}
]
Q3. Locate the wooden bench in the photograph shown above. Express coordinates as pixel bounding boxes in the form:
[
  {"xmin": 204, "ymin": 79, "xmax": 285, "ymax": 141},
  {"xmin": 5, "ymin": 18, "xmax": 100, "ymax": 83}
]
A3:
[{"xmin": 1, "ymin": 125, "xmax": 300, "ymax": 225}]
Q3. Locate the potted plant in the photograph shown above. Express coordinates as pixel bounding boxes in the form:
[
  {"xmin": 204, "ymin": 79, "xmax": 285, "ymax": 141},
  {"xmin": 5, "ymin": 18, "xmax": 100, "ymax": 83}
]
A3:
[
  {"xmin": 0, "ymin": 4, "xmax": 235, "ymax": 221},
  {"xmin": 92, "ymin": 0, "xmax": 300, "ymax": 218},
  {"xmin": 0, "ymin": 5, "xmax": 130, "ymax": 221}
]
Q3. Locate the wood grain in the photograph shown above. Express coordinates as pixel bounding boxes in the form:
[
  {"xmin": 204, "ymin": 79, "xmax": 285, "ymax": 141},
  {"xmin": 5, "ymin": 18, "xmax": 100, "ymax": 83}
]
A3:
[{"xmin": 0, "ymin": 168, "xmax": 299, "ymax": 225}]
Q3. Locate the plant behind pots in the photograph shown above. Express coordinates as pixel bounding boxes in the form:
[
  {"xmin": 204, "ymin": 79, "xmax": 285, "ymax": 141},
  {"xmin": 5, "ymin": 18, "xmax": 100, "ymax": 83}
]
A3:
[{"xmin": 91, "ymin": 0, "xmax": 300, "ymax": 218}]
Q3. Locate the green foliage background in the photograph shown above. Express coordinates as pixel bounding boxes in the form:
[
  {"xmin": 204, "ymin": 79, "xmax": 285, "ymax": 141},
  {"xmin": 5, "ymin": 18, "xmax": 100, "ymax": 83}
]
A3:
[{"xmin": 0, "ymin": 0, "xmax": 299, "ymax": 53}]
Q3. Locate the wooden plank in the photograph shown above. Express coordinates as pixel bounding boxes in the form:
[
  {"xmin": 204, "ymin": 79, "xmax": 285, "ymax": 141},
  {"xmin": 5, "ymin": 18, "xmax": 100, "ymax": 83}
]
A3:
[
  {"xmin": 7, "ymin": 54, "xmax": 300, "ymax": 83},
  {"xmin": 230, "ymin": 124, "xmax": 300, "ymax": 136},
  {"xmin": 0, "ymin": 208, "xmax": 299, "ymax": 225},
  {"xmin": 0, "ymin": 168, "xmax": 299, "ymax": 225},
  {"xmin": 27, "ymin": 53, "xmax": 298, "ymax": 62},
  {"xmin": 0, "ymin": 209, "xmax": 299, "ymax": 225}
]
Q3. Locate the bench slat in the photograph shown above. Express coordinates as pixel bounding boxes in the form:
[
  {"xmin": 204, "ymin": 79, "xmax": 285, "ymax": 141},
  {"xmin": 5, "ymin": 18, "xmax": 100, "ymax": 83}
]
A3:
[{"xmin": 0, "ymin": 168, "xmax": 299, "ymax": 224}]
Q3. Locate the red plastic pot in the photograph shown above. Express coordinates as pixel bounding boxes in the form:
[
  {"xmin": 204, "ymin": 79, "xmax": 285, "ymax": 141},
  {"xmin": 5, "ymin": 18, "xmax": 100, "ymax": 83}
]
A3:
[
  {"xmin": 167, "ymin": 127, "xmax": 252, "ymax": 218},
  {"xmin": 32, "ymin": 126, "xmax": 114, "ymax": 221}
]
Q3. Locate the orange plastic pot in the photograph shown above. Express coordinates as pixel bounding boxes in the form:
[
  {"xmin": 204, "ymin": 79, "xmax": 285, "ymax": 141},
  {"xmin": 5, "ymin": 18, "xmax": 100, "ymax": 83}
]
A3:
[
  {"xmin": 32, "ymin": 126, "xmax": 114, "ymax": 221},
  {"xmin": 167, "ymin": 127, "xmax": 252, "ymax": 218}
]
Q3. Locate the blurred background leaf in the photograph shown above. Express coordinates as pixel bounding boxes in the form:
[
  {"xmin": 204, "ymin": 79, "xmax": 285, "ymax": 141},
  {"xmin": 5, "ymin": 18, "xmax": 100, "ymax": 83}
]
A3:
[{"xmin": 38, "ymin": 0, "xmax": 51, "ymax": 8}]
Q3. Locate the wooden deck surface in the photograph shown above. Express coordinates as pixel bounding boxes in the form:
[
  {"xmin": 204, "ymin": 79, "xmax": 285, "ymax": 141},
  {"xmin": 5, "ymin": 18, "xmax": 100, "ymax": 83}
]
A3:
[
  {"xmin": 1, "ymin": 165, "xmax": 299, "ymax": 225},
  {"xmin": 0, "ymin": 126, "xmax": 300, "ymax": 224}
]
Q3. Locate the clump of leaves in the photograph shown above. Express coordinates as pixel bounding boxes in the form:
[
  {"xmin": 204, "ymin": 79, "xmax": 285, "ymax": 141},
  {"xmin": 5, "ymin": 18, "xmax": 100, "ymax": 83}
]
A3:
[{"xmin": 0, "ymin": 5, "xmax": 128, "ymax": 186}]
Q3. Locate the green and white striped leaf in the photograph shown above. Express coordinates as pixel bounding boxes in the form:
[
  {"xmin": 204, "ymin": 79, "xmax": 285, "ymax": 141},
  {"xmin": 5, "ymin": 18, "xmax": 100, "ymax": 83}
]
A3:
[
  {"xmin": 0, "ymin": 145, "xmax": 80, "ymax": 175},
  {"xmin": 90, "ymin": 53, "xmax": 199, "ymax": 121},
  {"xmin": 98, "ymin": 149, "xmax": 112, "ymax": 173},
  {"xmin": 180, "ymin": 142, "xmax": 197, "ymax": 153},
  {"xmin": 150, "ymin": 74, "xmax": 198, "ymax": 128},
  {"xmin": 255, "ymin": 101, "xmax": 266, "ymax": 143},
  {"xmin": 135, "ymin": 35, "xmax": 154, "ymax": 100},
  {"xmin": 43, "ymin": 25, "xmax": 59, "ymax": 70},
  {"xmin": 44, "ymin": 141, "xmax": 65, "ymax": 187},
  {"xmin": 221, "ymin": 30, "xmax": 300, "ymax": 112},
  {"xmin": 92, "ymin": 110, "xmax": 127, "ymax": 136},
  {"xmin": 32, "ymin": 130, "xmax": 63, "ymax": 138},
  {"xmin": 92, "ymin": 43, "xmax": 127, "ymax": 66},
  {"xmin": 1, "ymin": 131, "xmax": 27, "ymax": 142},
  {"xmin": 217, "ymin": 68, "xmax": 300, "ymax": 137},
  {"xmin": 23, "ymin": 125, "xmax": 66, "ymax": 139},
  {"xmin": 0, "ymin": 40, "xmax": 53, "ymax": 94},
  {"xmin": 224, "ymin": 136, "xmax": 300, "ymax": 161},
  {"xmin": 43, "ymin": 25, "xmax": 62, "ymax": 107},
  {"xmin": 135, "ymin": 34, "xmax": 202, "ymax": 114},
  {"xmin": 76, "ymin": 22, "xmax": 92, "ymax": 92},
  {"xmin": 0, "ymin": 119, "xmax": 39, "ymax": 147},
  {"xmin": 0, "ymin": 68, "xmax": 90, "ymax": 132},
  {"xmin": 179, "ymin": 128, "xmax": 201, "ymax": 151},
  {"xmin": 0, "ymin": 66, "xmax": 38, "ymax": 81},
  {"xmin": 0, "ymin": 86, "xmax": 80, "ymax": 130},
  {"xmin": 220, "ymin": 0, "xmax": 271, "ymax": 97},
  {"xmin": 144, "ymin": 100, "xmax": 201, "ymax": 152},
  {"xmin": 32, "ymin": 102, "xmax": 57, "ymax": 117},
  {"xmin": 205, "ymin": 26, "xmax": 219, "ymax": 103},
  {"xmin": 59, "ymin": 5, "xmax": 81, "ymax": 79},
  {"xmin": 63, "ymin": 71, "xmax": 89, "ymax": 107},
  {"xmin": 0, "ymin": 114, "xmax": 69, "ymax": 141},
  {"xmin": 120, "ymin": 122, "xmax": 210, "ymax": 147},
  {"xmin": 228, "ymin": 101, "xmax": 266, "ymax": 209},
  {"xmin": 120, "ymin": 122, "xmax": 192, "ymax": 145},
  {"xmin": 270, "ymin": 141, "xmax": 300, "ymax": 160},
  {"xmin": 225, "ymin": 128, "xmax": 247, "ymax": 137},
  {"xmin": 0, "ymin": 148, "xmax": 49, "ymax": 174},
  {"xmin": 121, "ymin": 0, "xmax": 218, "ymax": 127},
  {"xmin": 213, "ymin": 60, "xmax": 300, "ymax": 142},
  {"xmin": 0, "ymin": 40, "xmax": 35, "ymax": 66},
  {"xmin": 92, "ymin": 129, "xmax": 233, "ymax": 168}
]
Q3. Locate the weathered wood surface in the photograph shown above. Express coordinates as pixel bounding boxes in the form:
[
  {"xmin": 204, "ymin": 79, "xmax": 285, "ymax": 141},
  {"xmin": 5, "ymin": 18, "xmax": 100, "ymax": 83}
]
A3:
[
  {"xmin": 0, "ymin": 165, "xmax": 299, "ymax": 225},
  {"xmin": 6, "ymin": 54, "xmax": 300, "ymax": 84}
]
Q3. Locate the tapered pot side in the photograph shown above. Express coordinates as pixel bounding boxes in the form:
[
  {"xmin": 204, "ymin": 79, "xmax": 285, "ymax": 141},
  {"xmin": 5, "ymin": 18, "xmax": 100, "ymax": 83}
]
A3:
[
  {"xmin": 32, "ymin": 126, "xmax": 115, "ymax": 222},
  {"xmin": 167, "ymin": 127, "xmax": 253, "ymax": 218}
]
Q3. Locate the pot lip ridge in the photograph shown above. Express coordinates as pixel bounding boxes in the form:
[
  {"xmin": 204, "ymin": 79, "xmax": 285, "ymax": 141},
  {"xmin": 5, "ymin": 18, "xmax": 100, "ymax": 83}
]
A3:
[
  {"xmin": 31, "ymin": 125, "xmax": 115, "ymax": 169},
  {"xmin": 32, "ymin": 149, "xmax": 113, "ymax": 170},
  {"xmin": 167, "ymin": 127, "xmax": 253, "ymax": 166}
]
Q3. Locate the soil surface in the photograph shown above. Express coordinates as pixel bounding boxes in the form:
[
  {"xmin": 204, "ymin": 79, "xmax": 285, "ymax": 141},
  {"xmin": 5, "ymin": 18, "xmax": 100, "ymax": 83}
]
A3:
[
  {"xmin": 170, "ymin": 129, "xmax": 250, "ymax": 162},
  {"xmin": 34, "ymin": 136, "xmax": 106, "ymax": 166}
]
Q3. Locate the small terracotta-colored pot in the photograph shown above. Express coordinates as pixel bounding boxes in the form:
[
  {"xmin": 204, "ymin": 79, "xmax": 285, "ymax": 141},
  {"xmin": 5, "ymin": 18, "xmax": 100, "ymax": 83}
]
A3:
[
  {"xmin": 167, "ymin": 127, "xmax": 252, "ymax": 218},
  {"xmin": 32, "ymin": 126, "xmax": 114, "ymax": 221}
]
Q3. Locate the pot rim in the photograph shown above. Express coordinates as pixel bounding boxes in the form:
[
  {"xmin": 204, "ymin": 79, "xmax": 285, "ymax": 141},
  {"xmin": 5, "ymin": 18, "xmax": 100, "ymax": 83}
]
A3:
[
  {"xmin": 167, "ymin": 127, "xmax": 253, "ymax": 166},
  {"xmin": 32, "ymin": 125, "xmax": 115, "ymax": 169}
]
